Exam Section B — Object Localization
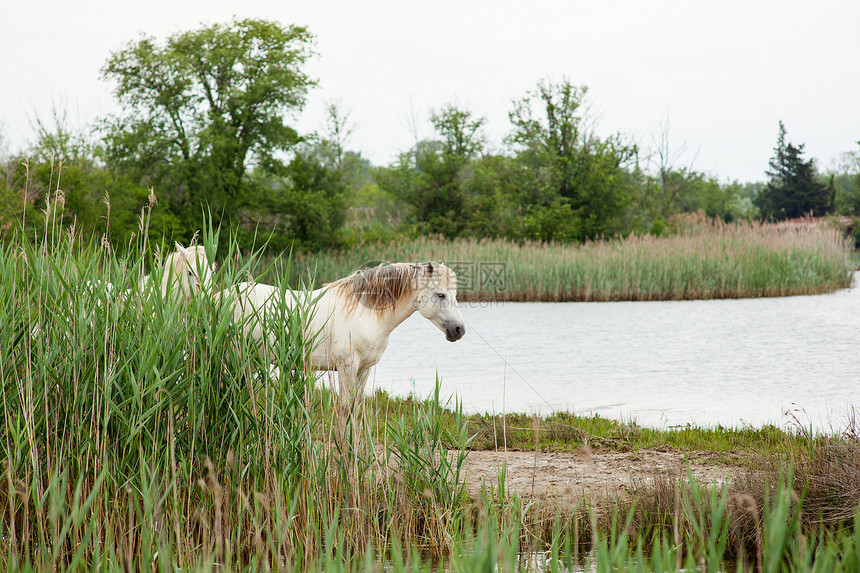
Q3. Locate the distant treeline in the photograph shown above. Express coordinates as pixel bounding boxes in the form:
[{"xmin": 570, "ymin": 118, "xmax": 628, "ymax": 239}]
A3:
[{"xmin": 1, "ymin": 18, "xmax": 859, "ymax": 255}]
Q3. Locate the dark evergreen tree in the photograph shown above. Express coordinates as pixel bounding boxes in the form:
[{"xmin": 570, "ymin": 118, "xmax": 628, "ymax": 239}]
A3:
[{"xmin": 755, "ymin": 122, "xmax": 831, "ymax": 221}]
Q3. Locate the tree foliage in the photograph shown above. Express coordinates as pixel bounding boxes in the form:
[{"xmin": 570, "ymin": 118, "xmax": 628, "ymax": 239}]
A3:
[
  {"xmin": 755, "ymin": 122, "xmax": 832, "ymax": 221},
  {"xmin": 6, "ymin": 26, "xmax": 853, "ymax": 253},
  {"xmin": 376, "ymin": 104, "xmax": 489, "ymax": 238},
  {"xmin": 250, "ymin": 152, "xmax": 347, "ymax": 252},
  {"xmin": 505, "ymin": 80, "xmax": 637, "ymax": 241},
  {"xmin": 371, "ymin": 81, "xmax": 762, "ymax": 244},
  {"xmin": 828, "ymin": 143, "xmax": 860, "ymax": 216},
  {"xmin": 0, "ymin": 107, "xmax": 179, "ymax": 247},
  {"xmin": 100, "ymin": 18, "xmax": 317, "ymax": 245}
]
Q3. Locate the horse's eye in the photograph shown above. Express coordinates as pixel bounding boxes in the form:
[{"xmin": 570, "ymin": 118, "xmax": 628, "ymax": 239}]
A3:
[{"xmin": 436, "ymin": 292, "xmax": 446, "ymax": 300}]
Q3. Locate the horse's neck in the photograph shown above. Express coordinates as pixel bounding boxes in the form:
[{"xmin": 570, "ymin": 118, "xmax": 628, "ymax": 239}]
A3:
[{"xmin": 374, "ymin": 292, "xmax": 420, "ymax": 336}]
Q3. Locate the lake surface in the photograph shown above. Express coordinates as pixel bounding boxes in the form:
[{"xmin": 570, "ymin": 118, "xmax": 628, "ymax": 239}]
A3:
[{"xmin": 366, "ymin": 272, "xmax": 860, "ymax": 432}]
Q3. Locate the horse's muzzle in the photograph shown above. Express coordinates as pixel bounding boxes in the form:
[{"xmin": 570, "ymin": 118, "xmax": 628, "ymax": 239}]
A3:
[{"xmin": 446, "ymin": 324, "xmax": 466, "ymax": 342}]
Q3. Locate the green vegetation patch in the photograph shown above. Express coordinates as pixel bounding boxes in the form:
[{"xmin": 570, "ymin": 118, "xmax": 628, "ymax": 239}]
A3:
[{"xmin": 369, "ymin": 390, "xmax": 812, "ymax": 463}]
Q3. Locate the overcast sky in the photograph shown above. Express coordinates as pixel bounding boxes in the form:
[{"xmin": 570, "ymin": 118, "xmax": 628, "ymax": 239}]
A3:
[{"xmin": 2, "ymin": 0, "xmax": 858, "ymax": 182}]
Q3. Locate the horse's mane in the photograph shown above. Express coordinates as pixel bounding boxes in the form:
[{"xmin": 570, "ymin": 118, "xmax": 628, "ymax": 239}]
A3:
[
  {"xmin": 330, "ymin": 263, "xmax": 419, "ymax": 314},
  {"xmin": 333, "ymin": 261, "xmax": 449, "ymax": 316},
  {"xmin": 331, "ymin": 262, "xmax": 457, "ymax": 316}
]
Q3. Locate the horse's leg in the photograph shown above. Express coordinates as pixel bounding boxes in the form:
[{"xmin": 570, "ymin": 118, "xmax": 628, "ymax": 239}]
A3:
[
  {"xmin": 355, "ymin": 365, "xmax": 370, "ymax": 396},
  {"xmin": 335, "ymin": 362, "xmax": 370, "ymax": 442},
  {"xmin": 352, "ymin": 365, "xmax": 371, "ymax": 422},
  {"xmin": 336, "ymin": 363, "xmax": 355, "ymax": 411},
  {"xmin": 334, "ymin": 362, "xmax": 357, "ymax": 428}
]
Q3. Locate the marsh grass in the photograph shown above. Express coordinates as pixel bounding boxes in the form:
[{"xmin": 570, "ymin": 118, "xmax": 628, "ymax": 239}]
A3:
[
  {"xmin": 277, "ymin": 214, "xmax": 854, "ymax": 301},
  {"xmin": 2, "ymin": 197, "xmax": 859, "ymax": 570},
  {"xmin": 0, "ymin": 205, "xmax": 495, "ymax": 569},
  {"xmin": 0, "ymin": 215, "xmax": 320, "ymax": 567}
]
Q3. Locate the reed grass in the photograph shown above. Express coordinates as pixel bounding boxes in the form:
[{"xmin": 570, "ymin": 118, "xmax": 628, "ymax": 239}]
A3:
[
  {"xmin": 2, "ymin": 205, "xmax": 859, "ymax": 570},
  {"xmin": 276, "ymin": 214, "xmax": 854, "ymax": 301}
]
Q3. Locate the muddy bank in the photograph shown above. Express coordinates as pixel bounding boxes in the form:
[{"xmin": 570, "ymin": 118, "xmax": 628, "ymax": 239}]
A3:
[{"xmin": 462, "ymin": 448, "xmax": 741, "ymax": 506}]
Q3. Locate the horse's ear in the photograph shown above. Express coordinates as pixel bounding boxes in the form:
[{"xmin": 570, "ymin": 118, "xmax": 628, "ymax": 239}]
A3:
[
  {"xmin": 425, "ymin": 262, "xmax": 434, "ymax": 275},
  {"xmin": 175, "ymin": 242, "xmax": 191, "ymax": 259}
]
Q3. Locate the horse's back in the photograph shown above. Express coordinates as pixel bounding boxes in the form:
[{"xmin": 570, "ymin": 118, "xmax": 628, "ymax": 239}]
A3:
[{"xmin": 227, "ymin": 282, "xmax": 279, "ymax": 312}]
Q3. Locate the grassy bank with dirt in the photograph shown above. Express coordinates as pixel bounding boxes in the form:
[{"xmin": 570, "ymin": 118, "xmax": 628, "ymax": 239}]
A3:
[
  {"xmin": 272, "ymin": 216, "xmax": 855, "ymax": 302},
  {"xmin": 370, "ymin": 389, "xmax": 860, "ymax": 570}
]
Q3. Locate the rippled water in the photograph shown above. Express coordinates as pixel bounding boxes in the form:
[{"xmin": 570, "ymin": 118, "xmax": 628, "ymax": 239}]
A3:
[{"xmin": 367, "ymin": 272, "xmax": 860, "ymax": 431}]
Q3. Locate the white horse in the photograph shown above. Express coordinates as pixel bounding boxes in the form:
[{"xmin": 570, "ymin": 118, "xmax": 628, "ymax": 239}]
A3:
[
  {"xmin": 140, "ymin": 243, "xmax": 214, "ymax": 300},
  {"xmin": 226, "ymin": 262, "xmax": 466, "ymax": 410}
]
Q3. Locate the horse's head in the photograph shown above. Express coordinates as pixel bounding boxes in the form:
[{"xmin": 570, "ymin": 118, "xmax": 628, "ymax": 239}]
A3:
[
  {"xmin": 413, "ymin": 262, "xmax": 466, "ymax": 342},
  {"xmin": 162, "ymin": 243, "xmax": 214, "ymax": 299}
]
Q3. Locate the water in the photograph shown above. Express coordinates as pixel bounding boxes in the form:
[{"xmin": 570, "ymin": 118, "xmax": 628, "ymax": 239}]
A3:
[{"xmin": 366, "ymin": 272, "xmax": 860, "ymax": 431}]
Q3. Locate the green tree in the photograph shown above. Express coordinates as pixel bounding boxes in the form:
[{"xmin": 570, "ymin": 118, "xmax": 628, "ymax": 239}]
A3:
[
  {"xmin": 430, "ymin": 104, "xmax": 486, "ymax": 164},
  {"xmin": 654, "ymin": 171, "xmax": 745, "ymax": 223},
  {"xmin": 376, "ymin": 104, "xmax": 487, "ymax": 237},
  {"xmin": 313, "ymin": 102, "xmax": 377, "ymax": 211},
  {"xmin": 247, "ymin": 153, "xmax": 346, "ymax": 252},
  {"xmin": 100, "ymin": 18, "xmax": 315, "ymax": 244},
  {"xmin": 505, "ymin": 80, "xmax": 636, "ymax": 241},
  {"xmin": 854, "ymin": 143, "xmax": 860, "ymax": 215},
  {"xmin": 458, "ymin": 154, "xmax": 519, "ymax": 238},
  {"xmin": 755, "ymin": 122, "xmax": 832, "ymax": 221},
  {"xmin": 720, "ymin": 181, "xmax": 761, "ymax": 221},
  {"xmin": 647, "ymin": 116, "xmax": 705, "ymax": 220},
  {"xmin": 0, "ymin": 106, "xmax": 178, "ymax": 247},
  {"xmin": 829, "ymin": 143, "xmax": 860, "ymax": 216},
  {"xmin": 313, "ymin": 101, "xmax": 354, "ymax": 172}
]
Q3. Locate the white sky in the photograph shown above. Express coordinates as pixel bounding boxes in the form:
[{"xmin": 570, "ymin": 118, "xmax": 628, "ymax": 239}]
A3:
[{"xmin": 2, "ymin": 0, "xmax": 859, "ymax": 182}]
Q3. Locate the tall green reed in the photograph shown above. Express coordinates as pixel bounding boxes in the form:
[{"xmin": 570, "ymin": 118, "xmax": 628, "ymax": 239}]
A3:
[
  {"xmin": 564, "ymin": 476, "xmax": 860, "ymax": 573},
  {"xmin": 1, "ymin": 202, "xmax": 486, "ymax": 569},
  {"xmin": 383, "ymin": 379, "xmax": 473, "ymax": 552},
  {"xmin": 0, "ymin": 202, "xmax": 323, "ymax": 568}
]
